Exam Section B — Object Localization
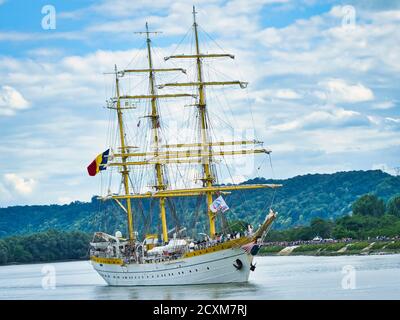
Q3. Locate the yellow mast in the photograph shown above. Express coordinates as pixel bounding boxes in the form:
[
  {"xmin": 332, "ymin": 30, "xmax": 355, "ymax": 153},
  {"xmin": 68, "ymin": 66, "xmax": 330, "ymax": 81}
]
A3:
[
  {"xmin": 144, "ymin": 22, "xmax": 169, "ymax": 244},
  {"xmin": 192, "ymin": 6, "xmax": 216, "ymax": 238},
  {"xmin": 114, "ymin": 65, "xmax": 135, "ymax": 240}
]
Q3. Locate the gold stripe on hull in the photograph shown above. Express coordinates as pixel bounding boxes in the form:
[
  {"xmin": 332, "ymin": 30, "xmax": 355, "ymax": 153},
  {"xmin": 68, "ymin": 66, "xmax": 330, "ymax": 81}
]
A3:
[
  {"xmin": 182, "ymin": 237, "xmax": 250, "ymax": 258},
  {"xmin": 90, "ymin": 256, "xmax": 123, "ymax": 265}
]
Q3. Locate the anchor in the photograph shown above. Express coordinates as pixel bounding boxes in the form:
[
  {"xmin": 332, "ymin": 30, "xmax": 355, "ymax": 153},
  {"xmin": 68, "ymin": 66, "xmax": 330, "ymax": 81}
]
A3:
[{"xmin": 233, "ymin": 259, "xmax": 243, "ymax": 270}]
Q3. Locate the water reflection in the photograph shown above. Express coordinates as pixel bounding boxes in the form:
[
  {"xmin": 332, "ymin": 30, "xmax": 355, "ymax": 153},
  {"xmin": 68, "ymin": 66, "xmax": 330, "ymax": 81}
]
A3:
[{"xmin": 93, "ymin": 282, "xmax": 260, "ymax": 300}]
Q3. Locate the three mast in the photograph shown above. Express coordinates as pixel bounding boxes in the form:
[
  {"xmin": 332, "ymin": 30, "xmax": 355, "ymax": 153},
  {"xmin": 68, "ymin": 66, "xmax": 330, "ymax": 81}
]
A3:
[{"xmin": 107, "ymin": 7, "xmax": 281, "ymax": 242}]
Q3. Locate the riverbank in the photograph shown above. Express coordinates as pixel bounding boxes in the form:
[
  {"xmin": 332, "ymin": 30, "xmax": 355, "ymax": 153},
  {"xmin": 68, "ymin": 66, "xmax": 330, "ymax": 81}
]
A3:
[{"xmin": 259, "ymin": 240, "xmax": 400, "ymax": 256}]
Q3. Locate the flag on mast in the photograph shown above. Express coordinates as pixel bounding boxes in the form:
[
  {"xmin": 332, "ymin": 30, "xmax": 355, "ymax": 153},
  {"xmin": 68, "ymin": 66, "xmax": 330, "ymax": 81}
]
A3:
[
  {"xmin": 209, "ymin": 196, "xmax": 229, "ymax": 213},
  {"xmin": 87, "ymin": 149, "xmax": 110, "ymax": 176}
]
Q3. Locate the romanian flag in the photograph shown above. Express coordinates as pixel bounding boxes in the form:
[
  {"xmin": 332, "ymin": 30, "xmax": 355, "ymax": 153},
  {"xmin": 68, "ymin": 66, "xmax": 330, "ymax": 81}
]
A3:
[{"xmin": 87, "ymin": 149, "xmax": 110, "ymax": 176}]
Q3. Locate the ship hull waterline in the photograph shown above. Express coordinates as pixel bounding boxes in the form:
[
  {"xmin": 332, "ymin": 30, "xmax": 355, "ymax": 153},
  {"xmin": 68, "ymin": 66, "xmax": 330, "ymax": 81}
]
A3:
[{"xmin": 91, "ymin": 247, "xmax": 253, "ymax": 286}]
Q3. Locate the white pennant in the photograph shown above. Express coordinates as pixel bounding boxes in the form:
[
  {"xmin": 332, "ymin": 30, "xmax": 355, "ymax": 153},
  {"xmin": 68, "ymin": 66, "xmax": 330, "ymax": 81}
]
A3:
[{"xmin": 209, "ymin": 196, "xmax": 229, "ymax": 213}]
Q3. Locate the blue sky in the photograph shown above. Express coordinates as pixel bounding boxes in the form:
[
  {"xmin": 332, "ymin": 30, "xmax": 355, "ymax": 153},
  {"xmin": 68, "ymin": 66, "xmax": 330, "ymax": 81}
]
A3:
[{"xmin": 0, "ymin": 0, "xmax": 399, "ymax": 206}]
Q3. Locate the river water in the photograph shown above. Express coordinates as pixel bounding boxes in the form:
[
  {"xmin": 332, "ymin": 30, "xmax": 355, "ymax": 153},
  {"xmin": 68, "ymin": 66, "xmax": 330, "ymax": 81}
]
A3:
[{"xmin": 0, "ymin": 254, "xmax": 399, "ymax": 300}]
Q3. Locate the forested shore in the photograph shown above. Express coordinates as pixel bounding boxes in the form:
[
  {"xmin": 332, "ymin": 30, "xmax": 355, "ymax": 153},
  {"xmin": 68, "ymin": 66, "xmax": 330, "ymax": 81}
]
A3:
[{"xmin": 1, "ymin": 192, "xmax": 399, "ymax": 265}]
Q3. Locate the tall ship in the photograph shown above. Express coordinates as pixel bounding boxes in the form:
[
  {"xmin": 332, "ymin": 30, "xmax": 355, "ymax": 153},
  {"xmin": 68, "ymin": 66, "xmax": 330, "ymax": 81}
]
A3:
[{"xmin": 88, "ymin": 7, "xmax": 281, "ymax": 286}]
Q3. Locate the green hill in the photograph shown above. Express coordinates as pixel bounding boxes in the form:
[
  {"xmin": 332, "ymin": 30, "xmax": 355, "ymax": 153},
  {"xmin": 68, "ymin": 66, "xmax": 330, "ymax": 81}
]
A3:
[{"xmin": 0, "ymin": 170, "xmax": 399, "ymax": 239}]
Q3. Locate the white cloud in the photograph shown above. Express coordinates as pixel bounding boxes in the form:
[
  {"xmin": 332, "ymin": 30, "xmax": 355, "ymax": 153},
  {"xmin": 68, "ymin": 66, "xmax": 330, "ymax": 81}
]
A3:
[
  {"xmin": 253, "ymin": 88, "xmax": 302, "ymax": 101},
  {"xmin": 385, "ymin": 117, "xmax": 400, "ymax": 124},
  {"xmin": 4, "ymin": 173, "xmax": 36, "ymax": 195},
  {"xmin": 372, "ymin": 101, "xmax": 396, "ymax": 110},
  {"xmin": 270, "ymin": 105, "xmax": 371, "ymax": 132},
  {"xmin": 274, "ymin": 89, "xmax": 302, "ymax": 99},
  {"xmin": 315, "ymin": 79, "xmax": 374, "ymax": 103},
  {"xmin": 0, "ymin": 85, "xmax": 30, "ymax": 116},
  {"xmin": 27, "ymin": 48, "xmax": 64, "ymax": 58}
]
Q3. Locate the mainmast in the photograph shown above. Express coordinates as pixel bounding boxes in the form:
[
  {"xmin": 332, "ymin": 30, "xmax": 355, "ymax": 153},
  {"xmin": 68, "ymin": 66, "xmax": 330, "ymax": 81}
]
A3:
[
  {"xmin": 160, "ymin": 6, "xmax": 253, "ymax": 238},
  {"xmin": 144, "ymin": 23, "xmax": 169, "ymax": 243},
  {"xmin": 192, "ymin": 7, "xmax": 216, "ymax": 237}
]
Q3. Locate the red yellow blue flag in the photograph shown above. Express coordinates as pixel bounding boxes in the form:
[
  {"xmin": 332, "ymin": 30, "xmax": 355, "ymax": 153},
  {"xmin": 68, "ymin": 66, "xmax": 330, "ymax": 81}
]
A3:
[{"xmin": 87, "ymin": 149, "xmax": 110, "ymax": 176}]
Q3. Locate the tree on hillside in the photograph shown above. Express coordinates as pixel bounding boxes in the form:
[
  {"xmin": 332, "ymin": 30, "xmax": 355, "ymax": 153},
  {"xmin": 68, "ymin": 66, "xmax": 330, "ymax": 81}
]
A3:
[
  {"xmin": 0, "ymin": 241, "xmax": 7, "ymax": 264},
  {"xmin": 387, "ymin": 194, "xmax": 400, "ymax": 217},
  {"xmin": 352, "ymin": 194, "xmax": 385, "ymax": 217},
  {"xmin": 310, "ymin": 218, "xmax": 334, "ymax": 238}
]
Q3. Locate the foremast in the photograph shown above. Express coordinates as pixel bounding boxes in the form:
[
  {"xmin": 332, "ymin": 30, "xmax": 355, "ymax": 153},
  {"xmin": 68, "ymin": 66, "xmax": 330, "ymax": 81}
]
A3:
[{"xmin": 143, "ymin": 23, "xmax": 168, "ymax": 243}]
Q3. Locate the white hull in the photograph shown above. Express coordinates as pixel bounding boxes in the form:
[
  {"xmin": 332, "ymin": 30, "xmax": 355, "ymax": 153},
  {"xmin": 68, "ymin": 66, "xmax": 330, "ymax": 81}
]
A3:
[{"xmin": 91, "ymin": 247, "xmax": 253, "ymax": 286}]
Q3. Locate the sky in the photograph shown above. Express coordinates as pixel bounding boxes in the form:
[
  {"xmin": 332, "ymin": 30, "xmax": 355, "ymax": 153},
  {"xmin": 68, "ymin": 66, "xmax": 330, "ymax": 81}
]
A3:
[{"xmin": 0, "ymin": 0, "xmax": 399, "ymax": 207}]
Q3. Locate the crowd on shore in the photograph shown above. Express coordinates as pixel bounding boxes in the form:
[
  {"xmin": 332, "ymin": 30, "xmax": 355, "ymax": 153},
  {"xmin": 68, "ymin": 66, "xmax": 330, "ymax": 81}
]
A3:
[{"xmin": 263, "ymin": 235, "xmax": 400, "ymax": 247}]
